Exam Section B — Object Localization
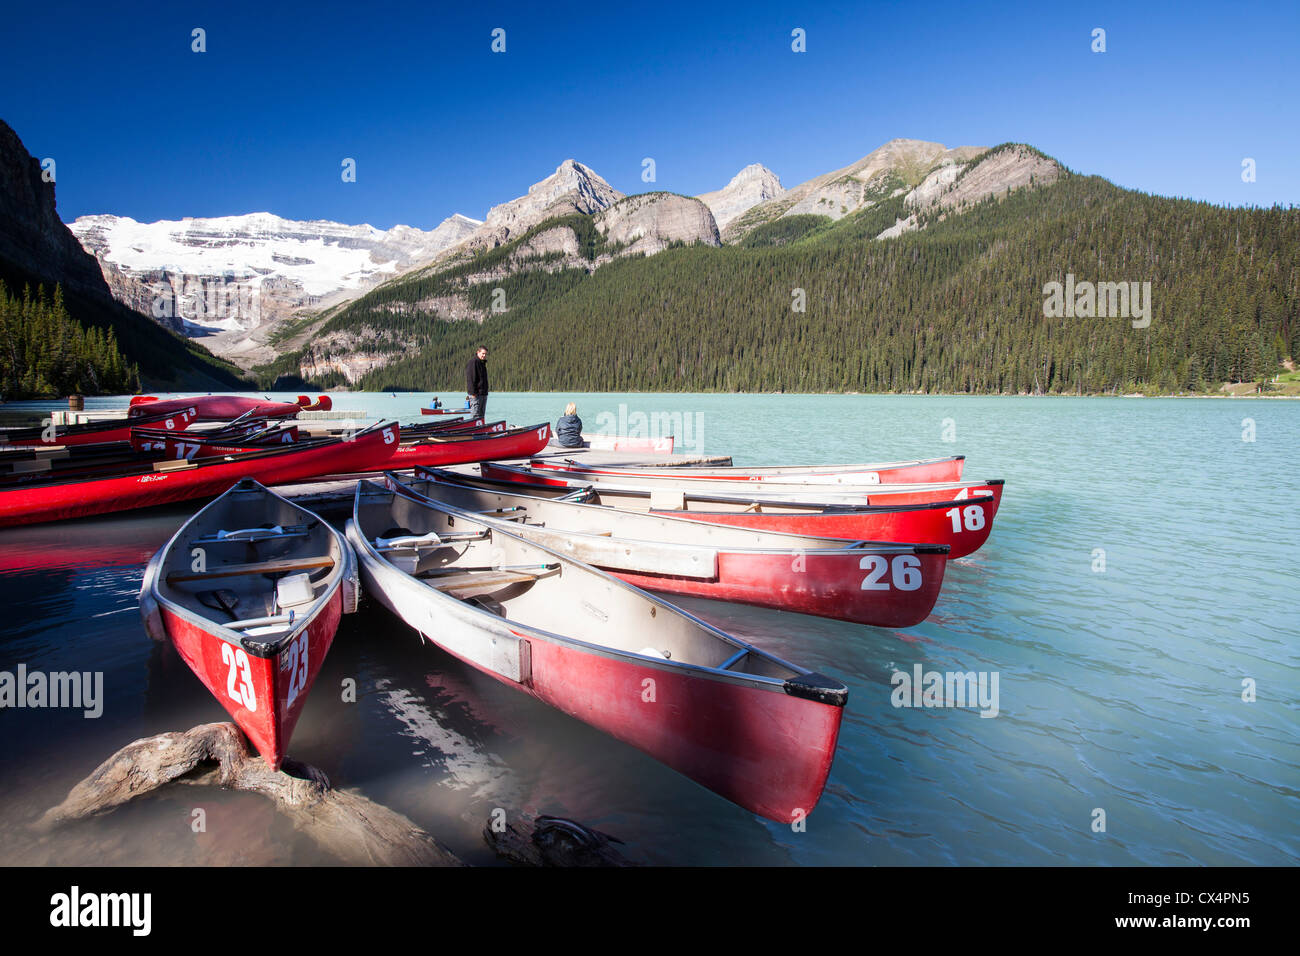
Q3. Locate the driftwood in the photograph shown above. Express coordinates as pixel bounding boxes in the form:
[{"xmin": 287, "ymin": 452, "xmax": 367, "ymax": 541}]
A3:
[
  {"xmin": 38, "ymin": 722, "xmax": 463, "ymax": 866},
  {"xmin": 39, "ymin": 722, "xmax": 635, "ymax": 866},
  {"xmin": 484, "ymin": 813, "xmax": 634, "ymax": 867}
]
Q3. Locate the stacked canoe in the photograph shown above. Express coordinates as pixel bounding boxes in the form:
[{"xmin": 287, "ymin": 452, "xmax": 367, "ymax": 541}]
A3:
[
  {"xmin": 0, "ymin": 394, "xmax": 1006, "ymax": 825},
  {"xmin": 0, "ymin": 396, "xmax": 553, "ymax": 526}
]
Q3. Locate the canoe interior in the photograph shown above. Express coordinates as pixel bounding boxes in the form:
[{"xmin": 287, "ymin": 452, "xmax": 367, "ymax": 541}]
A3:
[
  {"xmin": 159, "ymin": 483, "xmax": 345, "ymax": 643},
  {"xmin": 401, "ymin": 472, "xmax": 911, "ymax": 553},
  {"xmin": 441, "ymin": 467, "xmax": 880, "ymax": 515},
  {"xmin": 355, "ymin": 485, "xmax": 797, "ymax": 680}
]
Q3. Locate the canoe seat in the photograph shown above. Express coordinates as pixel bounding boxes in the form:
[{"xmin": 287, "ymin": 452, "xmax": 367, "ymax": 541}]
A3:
[
  {"xmin": 649, "ymin": 489, "xmax": 685, "ymax": 510},
  {"xmin": 473, "ymin": 508, "xmax": 528, "ymax": 521},
  {"xmin": 276, "ymin": 572, "xmax": 317, "ymax": 611},
  {"xmin": 154, "ymin": 459, "xmax": 197, "ymax": 472},
  {"xmin": 167, "ymin": 556, "xmax": 335, "ymax": 584},
  {"xmin": 427, "ymin": 570, "xmax": 538, "ymax": 599}
]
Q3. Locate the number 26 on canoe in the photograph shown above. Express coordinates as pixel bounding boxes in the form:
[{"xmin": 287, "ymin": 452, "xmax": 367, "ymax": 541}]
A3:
[{"xmin": 861, "ymin": 554, "xmax": 922, "ymax": 590}]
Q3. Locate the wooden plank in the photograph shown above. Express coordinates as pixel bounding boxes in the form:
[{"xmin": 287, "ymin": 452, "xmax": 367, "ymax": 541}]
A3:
[
  {"xmin": 167, "ymin": 556, "xmax": 334, "ymax": 584},
  {"xmin": 154, "ymin": 459, "xmax": 197, "ymax": 472}
]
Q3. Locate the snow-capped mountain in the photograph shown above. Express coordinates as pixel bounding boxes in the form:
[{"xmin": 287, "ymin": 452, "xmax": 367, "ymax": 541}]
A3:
[{"xmin": 69, "ymin": 211, "xmax": 481, "ymax": 340}]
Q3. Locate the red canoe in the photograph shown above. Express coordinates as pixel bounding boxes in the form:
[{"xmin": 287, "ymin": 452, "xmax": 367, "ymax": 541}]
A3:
[
  {"xmin": 0, "ymin": 422, "xmax": 400, "ymax": 527},
  {"xmin": 478, "ymin": 460, "xmax": 1005, "ymax": 515},
  {"xmin": 130, "ymin": 424, "xmax": 300, "ymax": 458},
  {"xmin": 440, "ymin": 465, "xmax": 997, "ymax": 559},
  {"xmin": 140, "ymin": 478, "xmax": 359, "ymax": 769},
  {"xmin": 348, "ymin": 479, "xmax": 847, "ymax": 821},
  {"xmin": 528, "ymin": 455, "xmax": 966, "ymax": 484},
  {"xmin": 579, "ymin": 435, "xmax": 676, "ymax": 454},
  {"xmin": 129, "ymin": 394, "xmax": 331, "ymax": 421},
  {"xmin": 424, "ymin": 419, "xmax": 508, "ymax": 436},
  {"xmin": 384, "ymin": 423, "xmax": 551, "ymax": 470},
  {"xmin": 0, "ymin": 404, "xmax": 201, "ymax": 448},
  {"xmin": 404, "ymin": 469, "xmax": 950, "ymax": 627}
]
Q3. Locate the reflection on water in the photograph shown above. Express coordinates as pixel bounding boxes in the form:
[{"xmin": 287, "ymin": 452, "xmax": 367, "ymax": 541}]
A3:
[{"xmin": 2, "ymin": 393, "xmax": 1298, "ymax": 866}]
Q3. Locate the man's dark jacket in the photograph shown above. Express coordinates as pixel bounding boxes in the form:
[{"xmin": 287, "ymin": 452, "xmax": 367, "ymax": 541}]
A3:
[{"xmin": 466, "ymin": 355, "xmax": 489, "ymax": 397}]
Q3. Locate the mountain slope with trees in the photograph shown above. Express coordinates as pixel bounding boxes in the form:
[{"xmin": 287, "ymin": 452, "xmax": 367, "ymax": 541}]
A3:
[{"xmin": 260, "ymin": 149, "xmax": 1297, "ymax": 395}]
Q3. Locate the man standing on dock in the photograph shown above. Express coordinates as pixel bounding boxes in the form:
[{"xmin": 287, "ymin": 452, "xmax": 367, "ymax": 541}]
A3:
[{"xmin": 466, "ymin": 345, "xmax": 489, "ymax": 420}]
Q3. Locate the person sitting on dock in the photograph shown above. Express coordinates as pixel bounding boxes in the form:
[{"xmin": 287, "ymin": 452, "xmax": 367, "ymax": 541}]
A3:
[{"xmin": 555, "ymin": 402, "xmax": 584, "ymax": 448}]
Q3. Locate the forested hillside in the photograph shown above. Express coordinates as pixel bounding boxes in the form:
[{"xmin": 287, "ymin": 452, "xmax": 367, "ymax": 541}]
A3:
[
  {"xmin": 0, "ymin": 280, "xmax": 138, "ymax": 397},
  {"xmin": 262, "ymin": 165, "xmax": 1298, "ymax": 395}
]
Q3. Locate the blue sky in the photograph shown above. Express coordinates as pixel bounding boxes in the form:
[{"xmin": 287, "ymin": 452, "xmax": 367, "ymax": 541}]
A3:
[{"xmin": 3, "ymin": 0, "xmax": 1295, "ymax": 229}]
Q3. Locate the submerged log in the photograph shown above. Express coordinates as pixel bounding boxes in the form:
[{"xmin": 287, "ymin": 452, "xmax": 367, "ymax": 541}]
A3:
[{"xmin": 38, "ymin": 722, "xmax": 463, "ymax": 867}]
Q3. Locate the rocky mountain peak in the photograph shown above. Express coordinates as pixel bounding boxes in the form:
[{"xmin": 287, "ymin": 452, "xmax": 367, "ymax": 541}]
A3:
[
  {"xmin": 484, "ymin": 160, "xmax": 622, "ymax": 229},
  {"xmin": 697, "ymin": 164, "xmax": 784, "ymax": 230},
  {"xmin": 433, "ymin": 160, "xmax": 624, "ymax": 258}
]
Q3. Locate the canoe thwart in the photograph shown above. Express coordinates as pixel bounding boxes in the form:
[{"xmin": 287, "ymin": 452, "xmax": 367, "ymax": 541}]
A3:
[
  {"xmin": 193, "ymin": 524, "xmax": 312, "ymax": 545},
  {"xmin": 166, "ymin": 556, "xmax": 335, "ymax": 584}
]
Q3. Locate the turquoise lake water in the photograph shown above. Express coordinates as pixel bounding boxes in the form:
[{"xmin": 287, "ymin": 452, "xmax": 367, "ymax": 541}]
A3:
[{"xmin": 1, "ymin": 391, "xmax": 1296, "ymax": 865}]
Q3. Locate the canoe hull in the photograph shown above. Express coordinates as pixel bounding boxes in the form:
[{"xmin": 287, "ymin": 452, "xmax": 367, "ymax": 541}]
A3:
[
  {"xmin": 519, "ymin": 635, "xmax": 841, "ymax": 822},
  {"xmin": 481, "ymin": 460, "xmax": 1002, "ymax": 513},
  {"xmin": 0, "ymin": 405, "xmax": 200, "ymax": 447},
  {"xmin": 660, "ymin": 502, "xmax": 994, "ymax": 560},
  {"xmin": 609, "ymin": 547, "xmax": 947, "ymax": 628},
  {"xmin": 383, "ymin": 423, "xmax": 551, "ymax": 470},
  {"xmin": 404, "ymin": 470, "xmax": 949, "ymax": 626},
  {"xmin": 444, "ymin": 466, "xmax": 997, "ymax": 558},
  {"xmin": 346, "ymin": 498, "xmax": 845, "ymax": 822},
  {"xmin": 129, "ymin": 395, "xmax": 327, "ymax": 420},
  {"xmin": 158, "ymin": 590, "xmax": 341, "ymax": 770},
  {"xmin": 140, "ymin": 479, "xmax": 354, "ymax": 769}
]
